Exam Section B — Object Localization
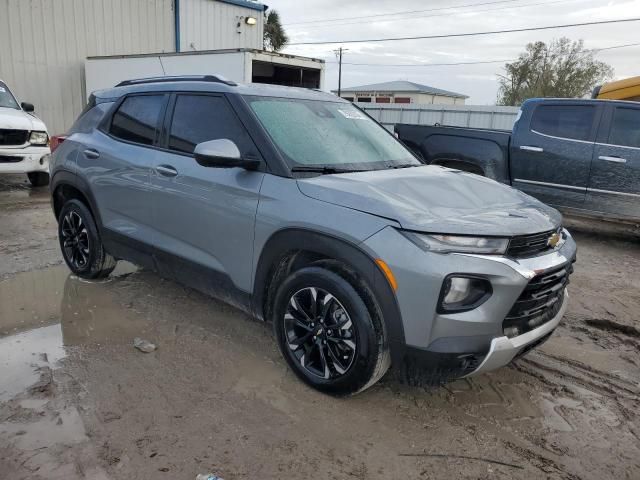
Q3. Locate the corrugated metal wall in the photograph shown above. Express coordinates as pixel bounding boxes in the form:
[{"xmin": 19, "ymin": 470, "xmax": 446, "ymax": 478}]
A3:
[
  {"xmin": 0, "ymin": 0, "xmax": 175, "ymax": 134},
  {"xmin": 179, "ymin": 0, "xmax": 264, "ymax": 52},
  {"xmin": 359, "ymin": 103, "xmax": 520, "ymax": 131}
]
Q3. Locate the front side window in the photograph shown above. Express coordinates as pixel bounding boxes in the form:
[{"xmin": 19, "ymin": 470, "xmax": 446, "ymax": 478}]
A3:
[
  {"xmin": 609, "ymin": 107, "xmax": 640, "ymax": 148},
  {"xmin": 0, "ymin": 81, "xmax": 19, "ymax": 109},
  {"xmin": 244, "ymin": 97, "xmax": 418, "ymax": 170},
  {"xmin": 110, "ymin": 95, "xmax": 165, "ymax": 146},
  {"xmin": 168, "ymin": 95, "xmax": 252, "ymax": 155},
  {"xmin": 530, "ymin": 104, "xmax": 595, "ymax": 141}
]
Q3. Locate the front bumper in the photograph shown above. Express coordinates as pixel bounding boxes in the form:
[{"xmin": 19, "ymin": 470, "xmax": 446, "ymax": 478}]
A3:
[
  {"xmin": 361, "ymin": 226, "xmax": 577, "ymax": 383},
  {"xmin": 0, "ymin": 146, "xmax": 50, "ymax": 174},
  {"xmin": 465, "ymin": 289, "xmax": 567, "ymax": 376}
]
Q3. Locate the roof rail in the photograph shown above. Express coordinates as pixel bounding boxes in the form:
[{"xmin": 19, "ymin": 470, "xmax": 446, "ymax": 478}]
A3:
[{"xmin": 115, "ymin": 75, "xmax": 237, "ymax": 88}]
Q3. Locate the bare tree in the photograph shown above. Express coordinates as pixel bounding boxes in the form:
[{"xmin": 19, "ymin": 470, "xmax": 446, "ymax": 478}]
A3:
[
  {"xmin": 263, "ymin": 10, "xmax": 289, "ymax": 52},
  {"xmin": 497, "ymin": 38, "xmax": 614, "ymax": 106}
]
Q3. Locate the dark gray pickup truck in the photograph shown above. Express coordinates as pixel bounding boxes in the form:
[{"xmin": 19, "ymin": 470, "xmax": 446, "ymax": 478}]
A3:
[{"xmin": 396, "ymin": 98, "xmax": 640, "ymax": 222}]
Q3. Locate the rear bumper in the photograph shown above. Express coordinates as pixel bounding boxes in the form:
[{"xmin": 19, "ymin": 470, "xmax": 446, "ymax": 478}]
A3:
[{"xmin": 0, "ymin": 146, "xmax": 50, "ymax": 174}]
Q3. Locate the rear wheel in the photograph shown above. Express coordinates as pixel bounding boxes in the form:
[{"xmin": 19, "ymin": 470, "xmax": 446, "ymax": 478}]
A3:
[
  {"xmin": 27, "ymin": 172, "xmax": 49, "ymax": 187},
  {"xmin": 58, "ymin": 199, "xmax": 116, "ymax": 279},
  {"xmin": 273, "ymin": 266, "xmax": 389, "ymax": 395}
]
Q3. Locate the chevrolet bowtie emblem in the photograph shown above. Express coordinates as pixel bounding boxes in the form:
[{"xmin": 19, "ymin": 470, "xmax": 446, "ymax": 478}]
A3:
[{"xmin": 547, "ymin": 232, "xmax": 562, "ymax": 248}]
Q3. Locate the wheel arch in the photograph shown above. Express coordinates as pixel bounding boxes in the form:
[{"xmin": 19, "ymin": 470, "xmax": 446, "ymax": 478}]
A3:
[
  {"xmin": 51, "ymin": 171, "xmax": 102, "ymax": 229},
  {"xmin": 253, "ymin": 228, "xmax": 406, "ymax": 362}
]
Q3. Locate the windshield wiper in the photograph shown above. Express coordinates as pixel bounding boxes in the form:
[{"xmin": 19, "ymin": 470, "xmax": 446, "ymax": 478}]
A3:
[
  {"xmin": 386, "ymin": 163, "xmax": 422, "ymax": 169},
  {"xmin": 291, "ymin": 165, "xmax": 363, "ymax": 174}
]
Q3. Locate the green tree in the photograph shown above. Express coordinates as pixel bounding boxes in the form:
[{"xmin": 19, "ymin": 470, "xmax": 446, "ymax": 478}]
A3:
[
  {"xmin": 263, "ymin": 10, "xmax": 288, "ymax": 52},
  {"xmin": 497, "ymin": 38, "xmax": 614, "ymax": 106}
]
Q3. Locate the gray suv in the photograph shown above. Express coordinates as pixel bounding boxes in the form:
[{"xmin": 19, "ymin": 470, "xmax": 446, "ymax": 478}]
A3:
[{"xmin": 50, "ymin": 76, "xmax": 577, "ymax": 395}]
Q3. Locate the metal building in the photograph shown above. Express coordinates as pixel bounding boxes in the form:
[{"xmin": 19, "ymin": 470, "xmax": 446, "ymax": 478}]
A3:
[
  {"xmin": 0, "ymin": 0, "xmax": 268, "ymax": 134},
  {"xmin": 333, "ymin": 80, "xmax": 468, "ymax": 106}
]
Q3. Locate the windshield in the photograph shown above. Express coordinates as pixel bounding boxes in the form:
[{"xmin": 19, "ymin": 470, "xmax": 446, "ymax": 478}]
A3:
[
  {"xmin": 244, "ymin": 96, "xmax": 419, "ymax": 171},
  {"xmin": 0, "ymin": 81, "xmax": 19, "ymax": 109}
]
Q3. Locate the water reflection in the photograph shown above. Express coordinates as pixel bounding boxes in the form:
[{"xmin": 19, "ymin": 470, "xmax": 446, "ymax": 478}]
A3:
[{"xmin": 0, "ymin": 263, "xmax": 143, "ymax": 400}]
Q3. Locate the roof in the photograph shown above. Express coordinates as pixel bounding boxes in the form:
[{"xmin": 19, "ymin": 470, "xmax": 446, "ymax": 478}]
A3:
[
  {"xmin": 216, "ymin": 0, "xmax": 267, "ymax": 12},
  {"xmin": 94, "ymin": 77, "xmax": 343, "ymax": 103},
  {"xmin": 332, "ymin": 80, "xmax": 468, "ymax": 99},
  {"xmin": 87, "ymin": 48, "xmax": 323, "ymax": 64}
]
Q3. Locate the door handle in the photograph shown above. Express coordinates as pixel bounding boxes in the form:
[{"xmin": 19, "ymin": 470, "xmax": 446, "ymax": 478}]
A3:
[
  {"xmin": 598, "ymin": 155, "xmax": 627, "ymax": 164},
  {"xmin": 520, "ymin": 146, "xmax": 544, "ymax": 153},
  {"xmin": 83, "ymin": 149, "xmax": 100, "ymax": 159},
  {"xmin": 156, "ymin": 165, "xmax": 178, "ymax": 177}
]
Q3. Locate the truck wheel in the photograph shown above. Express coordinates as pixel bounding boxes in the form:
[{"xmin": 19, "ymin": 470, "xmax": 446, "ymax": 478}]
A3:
[
  {"xmin": 58, "ymin": 199, "xmax": 117, "ymax": 279},
  {"xmin": 27, "ymin": 172, "xmax": 50, "ymax": 187},
  {"xmin": 273, "ymin": 266, "xmax": 389, "ymax": 395}
]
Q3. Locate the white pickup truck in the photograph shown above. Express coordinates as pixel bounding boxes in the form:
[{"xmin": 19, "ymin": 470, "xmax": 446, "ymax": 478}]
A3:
[{"xmin": 0, "ymin": 79, "xmax": 50, "ymax": 186}]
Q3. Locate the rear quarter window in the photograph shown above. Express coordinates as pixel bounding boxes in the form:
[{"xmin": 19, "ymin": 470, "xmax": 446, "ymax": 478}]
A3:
[
  {"xmin": 530, "ymin": 104, "xmax": 595, "ymax": 141},
  {"xmin": 69, "ymin": 102, "xmax": 114, "ymax": 134}
]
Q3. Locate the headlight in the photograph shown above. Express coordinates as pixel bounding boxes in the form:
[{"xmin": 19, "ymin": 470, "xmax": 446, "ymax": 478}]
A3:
[
  {"xmin": 29, "ymin": 131, "xmax": 49, "ymax": 146},
  {"xmin": 402, "ymin": 231, "xmax": 509, "ymax": 255}
]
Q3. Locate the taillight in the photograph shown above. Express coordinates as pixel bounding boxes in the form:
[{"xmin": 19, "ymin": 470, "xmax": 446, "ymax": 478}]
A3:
[{"xmin": 50, "ymin": 135, "xmax": 67, "ymax": 153}]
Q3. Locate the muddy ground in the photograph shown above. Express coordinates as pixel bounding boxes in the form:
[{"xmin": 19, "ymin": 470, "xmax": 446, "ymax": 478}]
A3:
[{"xmin": 0, "ymin": 174, "xmax": 639, "ymax": 480}]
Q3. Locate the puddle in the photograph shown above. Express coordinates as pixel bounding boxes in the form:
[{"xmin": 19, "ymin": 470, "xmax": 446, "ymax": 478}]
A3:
[
  {"xmin": 0, "ymin": 324, "xmax": 65, "ymax": 402},
  {"xmin": 0, "ymin": 262, "xmax": 144, "ymax": 401}
]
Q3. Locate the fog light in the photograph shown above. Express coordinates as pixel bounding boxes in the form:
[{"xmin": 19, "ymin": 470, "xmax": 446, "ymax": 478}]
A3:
[{"xmin": 438, "ymin": 275, "xmax": 492, "ymax": 313}]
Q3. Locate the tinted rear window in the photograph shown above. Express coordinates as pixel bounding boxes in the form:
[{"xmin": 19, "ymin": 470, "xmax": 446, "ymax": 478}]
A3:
[
  {"xmin": 110, "ymin": 95, "xmax": 165, "ymax": 145},
  {"xmin": 531, "ymin": 105, "xmax": 595, "ymax": 141},
  {"xmin": 609, "ymin": 107, "xmax": 640, "ymax": 148}
]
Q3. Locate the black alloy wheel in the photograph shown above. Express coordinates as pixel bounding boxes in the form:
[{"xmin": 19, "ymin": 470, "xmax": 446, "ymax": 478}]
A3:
[
  {"xmin": 61, "ymin": 210, "xmax": 90, "ymax": 270},
  {"xmin": 284, "ymin": 287, "xmax": 357, "ymax": 379},
  {"xmin": 58, "ymin": 199, "xmax": 117, "ymax": 279}
]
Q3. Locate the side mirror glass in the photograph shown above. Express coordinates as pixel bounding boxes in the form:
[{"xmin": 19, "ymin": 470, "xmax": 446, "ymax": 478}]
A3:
[
  {"xmin": 193, "ymin": 139, "xmax": 260, "ymax": 170},
  {"xmin": 21, "ymin": 102, "xmax": 35, "ymax": 112}
]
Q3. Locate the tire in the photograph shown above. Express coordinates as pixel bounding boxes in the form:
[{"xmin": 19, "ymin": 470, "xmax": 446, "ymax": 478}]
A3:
[
  {"xmin": 27, "ymin": 171, "xmax": 50, "ymax": 187},
  {"xmin": 58, "ymin": 199, "xmax": 117, "ymax": 279},
  {"xmin": 273, "ymin": 266, "xmax": 389, "ymax": 395}
]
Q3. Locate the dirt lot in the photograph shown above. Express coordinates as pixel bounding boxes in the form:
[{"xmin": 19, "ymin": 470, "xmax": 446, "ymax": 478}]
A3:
[{"xmin": 1, "ymin": 174, "xmax": 639, "ymax": 480}]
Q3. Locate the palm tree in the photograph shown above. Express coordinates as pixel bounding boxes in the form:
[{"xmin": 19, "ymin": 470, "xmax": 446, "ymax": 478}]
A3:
[{"xmin": 263, "ymin": 10, "xmax": 288, "ymax": 52}]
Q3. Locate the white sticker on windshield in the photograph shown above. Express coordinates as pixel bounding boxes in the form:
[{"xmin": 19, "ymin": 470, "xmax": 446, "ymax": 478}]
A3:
[
  {"xmin": 0, "ymin": 87, "xmax": 5, "ymax": 93},
  {"xmin": 338, "ymin": 109, "xmax": 366, "ymax": 120}
]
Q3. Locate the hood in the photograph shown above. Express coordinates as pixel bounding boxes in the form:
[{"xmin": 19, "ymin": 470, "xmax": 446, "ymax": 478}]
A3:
[
  {"xmin": 297, "ymin": 166, "xmax": 562, "ymax": 236},
  {"xmin": 0, "ymin": 107, "xmax": 47, "ymax": 132}
]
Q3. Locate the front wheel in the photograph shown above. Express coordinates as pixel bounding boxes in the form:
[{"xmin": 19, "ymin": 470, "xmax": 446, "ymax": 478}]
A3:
[
  {"xmin": 273, "ymin": 266, "xmax": 389, "ymax": 395},
  {"xmin": 27, "ymin": 172, "xmax": 49, "ymax": 186},
  {"xmin": 58, "ymin": 199, "xmax": 117, "ymax": 279}
]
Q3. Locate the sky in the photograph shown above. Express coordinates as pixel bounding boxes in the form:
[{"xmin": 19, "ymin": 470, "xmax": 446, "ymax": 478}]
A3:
[{"xmin": 272, "ymin": 0, "xmax": 640, "ymax": 104}]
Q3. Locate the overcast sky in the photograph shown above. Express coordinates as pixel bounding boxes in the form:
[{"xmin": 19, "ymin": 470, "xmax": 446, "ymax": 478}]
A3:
[{"xmin": 273, "ymin": 0, "xmax": 640, "ymax": 104}]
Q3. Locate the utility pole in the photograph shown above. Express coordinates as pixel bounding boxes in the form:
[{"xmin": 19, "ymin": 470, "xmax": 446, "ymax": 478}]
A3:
[{"xmin": 334, "ymin": 47, "xmax": 348, "ymax": 97}]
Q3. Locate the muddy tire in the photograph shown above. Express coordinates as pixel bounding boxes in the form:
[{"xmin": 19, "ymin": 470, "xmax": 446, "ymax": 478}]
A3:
[
  {"xmin": 273, "ymin": 266, "xmax": 389, "ymax": 396},
  {"xmin": 58, "ymin": 199, "xmax": 116, "ymax": 279},
  {"xmin": 27, "ymin": 172, "xmax": 49, "ymax": 187}
]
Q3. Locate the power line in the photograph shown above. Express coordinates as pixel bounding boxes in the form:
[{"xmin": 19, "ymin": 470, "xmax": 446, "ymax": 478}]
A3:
[
  {"xmin": 322, "ymin": 42, "xmax": 640, "ymax": 67},
  {"xmin": 289, "ymin": 17, "xmax": 640, "ymax": 46},
  {"xmin": 288, "ymin": 0, "xmax": 585, "ymax": 30},
  {"xmin": 285, "ymin": 0, "xmax": 525, "ymax": 26}
]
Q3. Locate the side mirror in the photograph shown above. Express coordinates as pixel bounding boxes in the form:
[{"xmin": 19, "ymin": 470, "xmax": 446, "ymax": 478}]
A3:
[
  {"xmin": 194, "ymin": 139, "xmax": 260, "ymax": 170},
  {"xmin": 21, "ymin": 102, "xmax": 35, "ymax": 112}
]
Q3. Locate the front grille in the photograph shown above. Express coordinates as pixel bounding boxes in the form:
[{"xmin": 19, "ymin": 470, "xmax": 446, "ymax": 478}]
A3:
[
  {"xmin": 0, "ymin": 129, "xmax": 29, "ymax": 146},
  {"xmin": 503, "ymin": 261, "xmax": 574, "ymax": 338},
  {"xmin": 0, "ymin": 155, "xmax": 24, "ymax": 163},
  {"xmin": 507, "ymin": 229, "xmax": 556, "ymax": 258}
]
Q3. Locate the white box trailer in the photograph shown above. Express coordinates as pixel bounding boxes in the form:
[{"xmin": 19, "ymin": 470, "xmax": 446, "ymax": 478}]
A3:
[{"xmin": 85, "ymin": 48, "xmax": 326, "ymax": 98}]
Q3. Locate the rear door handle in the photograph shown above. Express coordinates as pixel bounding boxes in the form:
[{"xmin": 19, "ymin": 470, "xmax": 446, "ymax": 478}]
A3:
[
  {"xmin": 520, "ymin": 146, "xmax": 544, "ymax": 153},
  {"xmin": 598, "ymin": 155, "xmax": 627, "ymax": 164},
  {"xmin": 83, "ymin": 149, "xmax": 100, "ymax": 159},
  {"xmin": 156, "ymin": 165, "xmax": 178, "ymax": 177}
]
